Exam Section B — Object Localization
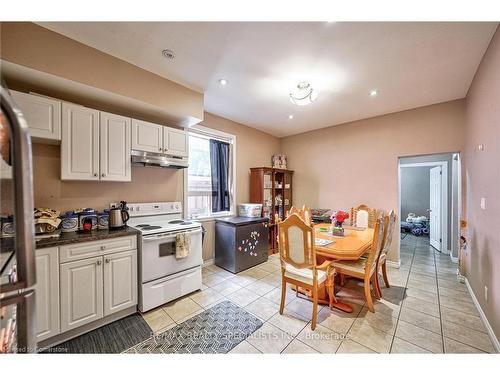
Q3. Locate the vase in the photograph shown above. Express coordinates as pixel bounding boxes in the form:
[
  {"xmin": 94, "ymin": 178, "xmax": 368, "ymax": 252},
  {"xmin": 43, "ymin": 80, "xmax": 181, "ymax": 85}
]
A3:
[{"xmin": 335, "ymin": 221, "xmax": 343, "ymax": 228}]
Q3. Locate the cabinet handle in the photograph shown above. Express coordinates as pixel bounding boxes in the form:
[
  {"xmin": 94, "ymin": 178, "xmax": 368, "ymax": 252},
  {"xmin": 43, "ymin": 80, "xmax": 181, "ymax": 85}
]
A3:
[
  {"xmin": 93, "ymin": 173, "xmax": 98, "ymax": 177},
  {"xmin": 101, "ymin": 173, "xmax": 106, "ymax": 177},
  {"xmin": 97, "ymin": 260, "xmax": 102, "ymax": 265},
  {"xmin": 159, "ymin": 147, "xmax": 162, "ymax": 152},
  {"xmin": 100, "ymin": 245, "xmax": 106, "ymax": 250},
  {"xmin": 105, "ymin": 259, "xmax": 110, "ymax": 264}
]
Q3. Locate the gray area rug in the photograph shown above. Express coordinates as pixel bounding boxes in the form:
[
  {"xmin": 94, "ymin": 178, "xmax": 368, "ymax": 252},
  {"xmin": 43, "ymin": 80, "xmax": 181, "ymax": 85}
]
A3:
[
  {"xmin": 45, "ymin": 313, "xmax": 152, "ymax": 354},
  {"xmin": 125, "ymin": 300, "xmax": 263, "ymax": 354}
]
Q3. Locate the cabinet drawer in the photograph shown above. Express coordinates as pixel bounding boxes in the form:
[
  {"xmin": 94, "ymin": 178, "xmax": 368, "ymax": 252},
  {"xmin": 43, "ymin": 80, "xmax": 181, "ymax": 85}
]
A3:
[{"xmin": 60, "ymin": 235, "xmax": 137, "ymax": 263}]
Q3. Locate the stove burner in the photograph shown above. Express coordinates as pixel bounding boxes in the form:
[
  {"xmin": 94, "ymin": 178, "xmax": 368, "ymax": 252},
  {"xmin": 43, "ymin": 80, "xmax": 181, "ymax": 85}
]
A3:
[
  {"xmin": 135, "ymin": 224, "xmax": 151, "ymax": 227},
  {"xmin": 141, "ymin": 225, "xmax": 162, "ymax": 231},
  {"xmin": 180, "ymin": 221, "xmax": 193, "ymax": 225},
  {"xmin": 168, "ymin": 220, "xmax": 184, "ymax": 224}
]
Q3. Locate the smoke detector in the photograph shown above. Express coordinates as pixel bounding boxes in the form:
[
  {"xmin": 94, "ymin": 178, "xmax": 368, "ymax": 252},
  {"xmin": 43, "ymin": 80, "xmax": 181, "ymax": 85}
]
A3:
[{"xmin": 162, "ymin": 49, "xmax": 175, "ymax": 60}]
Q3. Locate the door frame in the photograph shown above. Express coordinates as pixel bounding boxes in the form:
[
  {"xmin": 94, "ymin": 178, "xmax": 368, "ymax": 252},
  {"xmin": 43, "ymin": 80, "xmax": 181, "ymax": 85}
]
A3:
[{"xmin": 398, "ymin": 161, "xmax": 448, "ymax": 254}]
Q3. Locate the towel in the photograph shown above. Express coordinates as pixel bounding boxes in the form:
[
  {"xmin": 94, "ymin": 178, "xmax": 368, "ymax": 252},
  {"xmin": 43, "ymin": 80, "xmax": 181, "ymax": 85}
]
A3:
[{"xmin": 175, "ymin": 233, "xmax": 191, "ymax": 259}]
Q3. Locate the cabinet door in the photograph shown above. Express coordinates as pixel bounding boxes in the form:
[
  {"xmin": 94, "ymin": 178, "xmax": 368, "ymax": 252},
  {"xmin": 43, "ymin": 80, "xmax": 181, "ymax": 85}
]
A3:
[
  {"xmin": 100, "ymin": 112, "xmax": 131, "ymax": 181},
  {"xmin": 60, "ymin": 256, "xmax": 103, "ymax": 332},
  {"xmin": 35, "ymin": 247, "xmax": 60, "ymax": 342},
  {"xmin": 61, "ymin": 103, "xmax": 99, "ymax": 180},
  {"xmin": 10, "ymin": 90, "xmax": 62, "ymax": 141},
  {"xmin": 164, "ymin": 127, "xmax": 188, "ymax": 157},
  {"xmin": 131, "ymin": 119, "xmax": 163, "ymax": 153},
  {"xmin": 103, "ymin": 250, "xmax": 137, "ymax": 316}
]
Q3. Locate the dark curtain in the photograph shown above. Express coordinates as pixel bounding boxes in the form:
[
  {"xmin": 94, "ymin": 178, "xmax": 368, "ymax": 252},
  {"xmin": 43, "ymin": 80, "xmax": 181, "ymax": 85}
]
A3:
[{"xmin": 209, "ymin": 139, "xmax": 230, "ymax": 212}]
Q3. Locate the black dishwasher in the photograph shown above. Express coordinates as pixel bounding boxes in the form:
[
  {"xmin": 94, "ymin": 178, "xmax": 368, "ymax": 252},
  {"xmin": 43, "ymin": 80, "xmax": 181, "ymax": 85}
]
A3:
[{"xmin": 215, "ymin": 217, "xmax": 269, "ymax": 273}]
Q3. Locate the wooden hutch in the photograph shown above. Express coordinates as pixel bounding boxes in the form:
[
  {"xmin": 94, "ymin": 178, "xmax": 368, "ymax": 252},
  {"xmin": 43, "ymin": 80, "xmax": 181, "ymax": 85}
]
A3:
[{"xmin": 250, "ymin": 167, "xmax": 293, "ymax": 253}]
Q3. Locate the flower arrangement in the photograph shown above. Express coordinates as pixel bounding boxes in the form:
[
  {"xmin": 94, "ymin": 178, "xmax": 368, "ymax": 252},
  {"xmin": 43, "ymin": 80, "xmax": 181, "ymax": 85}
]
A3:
[{"xmin": 331, "ymin": 210, "xmax": 349, "ymax": 228}]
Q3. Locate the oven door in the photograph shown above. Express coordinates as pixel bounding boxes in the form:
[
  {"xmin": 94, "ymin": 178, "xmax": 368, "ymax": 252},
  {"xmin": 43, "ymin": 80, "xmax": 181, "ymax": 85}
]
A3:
[{"xmin": 140, "ymin": 228, "xmax": 202, "ymax": 283}]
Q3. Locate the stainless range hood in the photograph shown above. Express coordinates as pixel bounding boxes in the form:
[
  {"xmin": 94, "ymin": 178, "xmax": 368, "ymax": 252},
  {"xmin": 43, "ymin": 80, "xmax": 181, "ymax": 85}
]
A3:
[{"xmin": 131, "ymin": 150, "xmax": 188, "ymax": 169}]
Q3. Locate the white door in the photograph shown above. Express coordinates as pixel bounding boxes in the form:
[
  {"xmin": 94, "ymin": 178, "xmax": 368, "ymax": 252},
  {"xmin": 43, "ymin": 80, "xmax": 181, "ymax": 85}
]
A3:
[
  {"xmin": 35, "ymin": 247, "xmax": 60, "ymax": 342},
  {"xmin": 164, "ymin": 128, "xmax": 188, "ymax": 157},
  {"xmin": 61, "ymin": 103, "xmax": 99, "ymax": 180},
  {"xmin": 103, "ymin": 250, "xmax": 137, "ymax": 316},
  {"xmin": 100, "ymin": 112, "xmax": 131, "ymax": 181},
  {"xmin": 131, "ymin": 119, "xmax": 163, "ymax": 153},
  {"xmin": 429, "ymin": 166, "xmax": 442, "ymax": 250},
  {"xmin": 11, "ymin": 90, "xmax": 62, "ymax": 141},
  {"xmin": 60, "ymin": 256, "xmax": 103, "ymax": 332}
]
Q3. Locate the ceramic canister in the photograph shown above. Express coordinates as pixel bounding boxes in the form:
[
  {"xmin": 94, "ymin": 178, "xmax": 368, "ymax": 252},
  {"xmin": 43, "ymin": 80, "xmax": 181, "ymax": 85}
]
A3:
[
  {"xmin": 78, "ymin": 209, "xmax": 98, "ymax": 231},
  {"xmin": 97, "ymin": 209, "xmax": 109, "ymax": 230},
  {"xmin": 61, "ymin": 211, "xmax": 79, "ymax": 232}
]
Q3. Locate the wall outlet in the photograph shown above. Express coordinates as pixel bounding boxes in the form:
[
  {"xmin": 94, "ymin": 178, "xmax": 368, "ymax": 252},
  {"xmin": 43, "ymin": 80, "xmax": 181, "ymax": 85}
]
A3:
[
  {"xmin": 478, "ymin": 144, "xmax": 485, "ymax": 151},
  {"xmin": 485, "ymin": 286, "xmax": 488, "ymax": 302},
  {"xmin": 480, "ymin": 198, "xmax": 486, "ymax": 210}
]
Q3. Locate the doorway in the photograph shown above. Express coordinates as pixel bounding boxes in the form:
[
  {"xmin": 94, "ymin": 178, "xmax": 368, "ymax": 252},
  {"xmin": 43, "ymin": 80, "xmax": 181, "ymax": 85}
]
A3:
[{"xmin": 398, "ymin": 153, "xmax": 461, "ymax": 260}]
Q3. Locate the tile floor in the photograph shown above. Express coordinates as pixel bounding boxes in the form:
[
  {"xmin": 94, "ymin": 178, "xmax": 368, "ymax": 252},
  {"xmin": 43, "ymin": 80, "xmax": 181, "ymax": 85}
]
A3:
[{"xmin": 141, "ymin": 234, "xmax": 496, "ymax": 354}]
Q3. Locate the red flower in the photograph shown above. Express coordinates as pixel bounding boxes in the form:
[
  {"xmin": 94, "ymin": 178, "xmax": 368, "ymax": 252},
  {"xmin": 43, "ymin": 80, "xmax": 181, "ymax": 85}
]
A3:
[{"xmin": 334, "ymin": 210, "xmax": 349, "ymax": 223}]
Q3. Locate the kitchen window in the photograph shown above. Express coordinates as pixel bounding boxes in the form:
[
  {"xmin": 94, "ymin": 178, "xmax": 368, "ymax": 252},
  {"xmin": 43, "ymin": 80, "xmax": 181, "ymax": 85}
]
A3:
[{"xmin": 185, "ymin": 126, "xmax": 236, "ymax": 219}]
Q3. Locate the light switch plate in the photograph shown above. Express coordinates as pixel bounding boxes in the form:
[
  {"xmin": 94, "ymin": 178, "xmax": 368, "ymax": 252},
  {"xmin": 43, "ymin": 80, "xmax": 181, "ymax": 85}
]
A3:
[
  {"xmin": 478, "ymin": 144, "xmax": 485, "ymax": 151},
  {"xmin": 480, "ymin": 198, "xmax": 486, "ymax": 210}
]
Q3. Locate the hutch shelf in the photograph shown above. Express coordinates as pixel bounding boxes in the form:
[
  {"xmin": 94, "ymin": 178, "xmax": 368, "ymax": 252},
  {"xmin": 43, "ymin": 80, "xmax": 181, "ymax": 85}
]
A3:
[{"xmin": 250, "ymin": 167, "xmax": 293, "ymax": 254}]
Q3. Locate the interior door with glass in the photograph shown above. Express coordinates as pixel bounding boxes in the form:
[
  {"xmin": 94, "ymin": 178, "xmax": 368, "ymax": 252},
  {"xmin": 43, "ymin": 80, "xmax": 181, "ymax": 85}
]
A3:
[{"xmin": 429, "ymin": 166, "xmax": 442, "ymax": 250}]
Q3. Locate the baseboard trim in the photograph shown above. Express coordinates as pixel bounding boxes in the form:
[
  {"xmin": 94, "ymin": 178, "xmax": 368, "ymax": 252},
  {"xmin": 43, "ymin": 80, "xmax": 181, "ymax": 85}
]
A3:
[
  {"xmin": 203, "ymin": 258, "xmax": 214, "ymax": 267},
  {"xmin": 449, "ymin": 253, "xmax": 458, "ymax": 264},
  {"xmin": 465, "ymin": 277, "xmax": 500, "ymax": 353},
  {"xmin": 386, "ymin": 260, "xmax": 401, "ymax": 269}
]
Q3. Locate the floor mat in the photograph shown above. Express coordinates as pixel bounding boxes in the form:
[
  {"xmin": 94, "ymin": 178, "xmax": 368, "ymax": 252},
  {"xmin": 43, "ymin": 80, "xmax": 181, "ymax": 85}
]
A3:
[
  {"xmin": 400, "ymin": 232, "xmax": 408, "ymax": 240},
  {"xmin": 45, "ymin": 313, "xmax": 152, "ymax": 354},
  {"xmin": 125, "ymin": 300, "xmax": 263, "ymax": 354}
]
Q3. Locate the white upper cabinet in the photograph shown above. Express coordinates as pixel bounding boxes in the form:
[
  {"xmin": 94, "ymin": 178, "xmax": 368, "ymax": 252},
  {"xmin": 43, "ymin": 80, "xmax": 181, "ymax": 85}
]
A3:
[
  {"xmin": 11, "ymin": 90, "xmax": 61, "ymax": 142},
  {"xmin": 100, "ymin": 112, "xmax": 131, "ymax": 182},
  {"xmin": 61, "ymin": 103, "xmax": 100, "ymax": 180},
  {"xmin": 131, "ymin": 119, "xmax": 163, "ymax": 153},
  {"xmin": 164, "ymin": 128, "xmax": 188, "ymax": 157}
]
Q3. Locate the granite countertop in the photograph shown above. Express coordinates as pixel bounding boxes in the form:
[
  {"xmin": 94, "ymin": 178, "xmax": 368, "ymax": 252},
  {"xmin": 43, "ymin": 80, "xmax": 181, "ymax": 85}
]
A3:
[{"xmin": 0, "ymin": 226, "xmax": 141, "ymax": 252}]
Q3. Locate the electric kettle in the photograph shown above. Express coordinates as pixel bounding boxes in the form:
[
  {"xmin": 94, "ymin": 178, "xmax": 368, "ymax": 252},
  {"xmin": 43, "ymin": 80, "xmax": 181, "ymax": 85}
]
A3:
[{"xmin": 109, "ymin": 201, "xmax": 129, "ymax": 229}]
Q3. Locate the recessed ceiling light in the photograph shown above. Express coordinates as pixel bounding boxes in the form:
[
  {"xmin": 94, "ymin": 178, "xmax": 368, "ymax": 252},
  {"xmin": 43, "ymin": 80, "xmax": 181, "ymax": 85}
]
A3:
[
  {"xmin": 369, "ymin": 89, "xmax": 378, "ymax": 97},
  {"xmin": 288, "ymin": 115, "xmax": 294, "ymax": 120},
  {"xmin": 218, "ymin": 78, "xmax": 228, "ymax": 86}
]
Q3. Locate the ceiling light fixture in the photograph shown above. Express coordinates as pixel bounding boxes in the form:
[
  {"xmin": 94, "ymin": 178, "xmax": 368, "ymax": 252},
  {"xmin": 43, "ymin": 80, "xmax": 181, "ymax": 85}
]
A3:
[
  {"xmin": 290, "ymin": 82, "xmax": 318, "ymax": 106},
  {"xmin": 288, "ymin": 115, "xmax": 294, "ymax": 120},
  {"xmin": 218, "ymin": 78, "xmax": 228, "ymax": 86},
  {"xmin": 369, "ymin": 89, "xmax": 378, "ymax": 97},
  {"xmin": 162, "ymin": 49, "xmax": 175, "ymax": 60}
]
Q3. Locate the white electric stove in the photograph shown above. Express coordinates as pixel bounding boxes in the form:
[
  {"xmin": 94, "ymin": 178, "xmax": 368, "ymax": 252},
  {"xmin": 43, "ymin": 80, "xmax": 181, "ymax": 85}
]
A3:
[{"xmin": 126, "ymin": 202, "xmax": 203, "ymax": 312}]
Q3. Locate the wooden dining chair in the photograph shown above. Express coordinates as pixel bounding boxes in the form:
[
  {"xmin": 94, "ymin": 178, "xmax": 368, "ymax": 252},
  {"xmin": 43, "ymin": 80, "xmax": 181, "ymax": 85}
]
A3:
[
  {"xmin": 349, "ymin": 204, "xmax": 377, "ymax": 229},
  {"xmin": 287, "ymin": 205, "xmax": 312, "ymax": 226},
  {"xmin": 332, "ymin": 216, "xmax": 386, "ymax": 312},
  {"xmin": 377, "ymin": 210, "xmax": 397, "ymax": 291},
  {"xmin": 277, "ymin": 212, "xmax": 335, "ymax": 330}
]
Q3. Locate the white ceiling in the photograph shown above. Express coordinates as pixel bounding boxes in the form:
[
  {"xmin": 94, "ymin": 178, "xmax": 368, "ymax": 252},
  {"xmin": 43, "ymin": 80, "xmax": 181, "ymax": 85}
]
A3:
[{"xmin": 38, "ymin": 22, "xmax": 498, "ymax": 137}]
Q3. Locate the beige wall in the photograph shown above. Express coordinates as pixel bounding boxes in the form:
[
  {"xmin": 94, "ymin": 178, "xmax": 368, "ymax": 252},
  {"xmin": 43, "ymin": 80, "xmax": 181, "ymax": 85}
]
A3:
[
  {"xmin": 464, "ymin": 26, "xmax": 500, "ymax": 340},
  {"xmin": 281, "ymin": 100, "xmax": 465, "ymax": 262}
]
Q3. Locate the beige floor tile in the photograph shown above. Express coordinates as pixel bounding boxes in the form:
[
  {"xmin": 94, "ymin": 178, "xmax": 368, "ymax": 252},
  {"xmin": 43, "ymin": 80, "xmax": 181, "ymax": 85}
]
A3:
[
  {"xmin": 162, "ymin": 297, "xmax": 203, "ymax": 322},
  {"xmin": 440, "ymin": 306, "xmax": 487, "ymax": 333},
  {"xmin": 210, "ymin": 280, "xmax": 242, "ymax": 296},
  {"xmin": 356, "ymin": 307, "xmax": 398, "ymax": 334},
  {"xmin": 407, "ymin": 278, "xmax": 438, "ymax": 293},
  {"xmin": 260, "ymin": 272, "xmax": 281, "ymax": 286},
  {"xmin": 390, "ymin": 337, "xmax": 431, "ymax": 353},
  {"xmin": 444, "ymin": 337, "xmax": 488, "ymax": 354},
  {"xmin": 402, "ymin": 296, "xmax": 440, "ymax": 318},
  {"xmin": 174, "ymin": 310, "xmax": 204, "ymax": 324},
  {"xmin": 228, "ymin": 274, "xmax": 258, "ymax": 287},
  {"xmin": 241, "ymin": 267, "xmax": 270, "ymax": 280},
  {"xmin": 399, "ymin": 306, "xmax": 441, "ymax": 334},
  {"xmin": 372, "ymin": 298, "xmax": 401, "ymax": 318},
  {"xmin": 408, "ymin": 273, "xmax": 437, "ymax": 285},
  {"xmin": 202, "ymin": 267, "xmax": 214, "ymax": 277},
  {"xmin": 263, "ymin": 285, "xmax": 297, "ymax": 306},
  {"xmin": 228, "ymin": 340, "xmax": 261, "ymax": 354},
  {"xmin": 347, "ymin": 319, "xmax": 393, "ymax": 353},
  {"xmin": 442, "ymin": 320, "xmax": 495, "ymax": 353},
  {"xmin": 296, "ymin": 324, "xmax": 343, "ymax": 353},
  {"xmin": 227, "ymin": 288, "xmax": 261, "ymax": 307},
  {"xmin": 336, "ymin": 339, "xmax": 377, "ymax": 353},
  {"xmin": 190, "ymin": 288, "xmax": 225, "ymax": 308},
  {"xmin": 245, "ymin": 297, "xmax": 280, "ymax": 321},
  {"xmin": 268, "ymin": 311, "xmax": 310, "ymax": 336},
  {"xmin": 405, "ymin": 287, "xmax": 439, "ymax": 302},
  {"xmin": 141, "ymin": 307, "xmax": 175, "ymax": 332},
  {"xmin": 246, "ymin": 322, "xmax": 293, "ymax": 353},
  {"xmin": 285, "ymin": 297, "xmax": 322, "ymax": 320},
  {"xmin": 202, "ymin": 273, "xmax": 226, "ymax": 287},
  {"xmin": 379, "ymin": 286, "xmax": 406, "ymax": 305},
  {"xmin": 438, "ymin": 278, "xmax": 468, "ymax": 291},
  {"xmin": 395, "ymin": 320, "xmax": 443, "ymax": 353},
  {"xmin": 282, "ymin": 339, "xmax": 319, "ymax": 354},
  {"xmin": 439, "ymin": 295, "xmax": 479, "ymax": 316},
  {"xmin": 438, "ymin": 286, "xmax": 473, "ymax": 303},
  {"xmin": 245, "ymin": 279, "xmax": 276, "ymax": 296},
  {"xmin": 205, "ymin": 264, "xmax": 225, "ymax": 274},
  {"xmin": 317, "ymin": 308, "xmax": 356, "ymax": 335},
  {"xmin": 257, "ymin": 262, "xmax": 281, "ymax": 273}
]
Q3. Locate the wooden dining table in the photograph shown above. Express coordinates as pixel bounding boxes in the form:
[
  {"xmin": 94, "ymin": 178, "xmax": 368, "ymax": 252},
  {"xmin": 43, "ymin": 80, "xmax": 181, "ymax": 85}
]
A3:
[{"xmin": 296, "ymin": 223, "xmax": 374, "ymax": 313}]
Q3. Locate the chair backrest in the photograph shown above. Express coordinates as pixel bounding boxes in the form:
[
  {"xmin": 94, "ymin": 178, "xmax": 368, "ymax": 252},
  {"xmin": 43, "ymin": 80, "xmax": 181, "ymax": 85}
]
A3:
[
  {"xmin": 277, "ymin": 212, "xmax": 316, "ymax": 269},
  {"xmin": 364, "ymin": 216, "xmax": 386, "ymax": 275},
  {"xmin": 381, "ymin": 210, "xmax": 397, "ymax": 255},
  {"xmin": 350, "ymin": 204, "xmax": 376, "ymax": 228},
  {"xmin": 287, "ymin": 205, "xmax": 312, "ymax": 226}
]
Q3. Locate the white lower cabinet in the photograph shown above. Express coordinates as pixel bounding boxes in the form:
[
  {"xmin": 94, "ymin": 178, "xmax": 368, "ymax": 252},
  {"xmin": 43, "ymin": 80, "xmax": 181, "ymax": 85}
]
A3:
[
  {"xmin": 103, "ymin": 250, "xmax": 137, "ymax": 316},
  {"xmin": 35, "ymin": 247, "xmax": 60, "ymax": 342},
  {"xmin": 60, "ymin": 256, "xmax": 104, "ymax": 332}
]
